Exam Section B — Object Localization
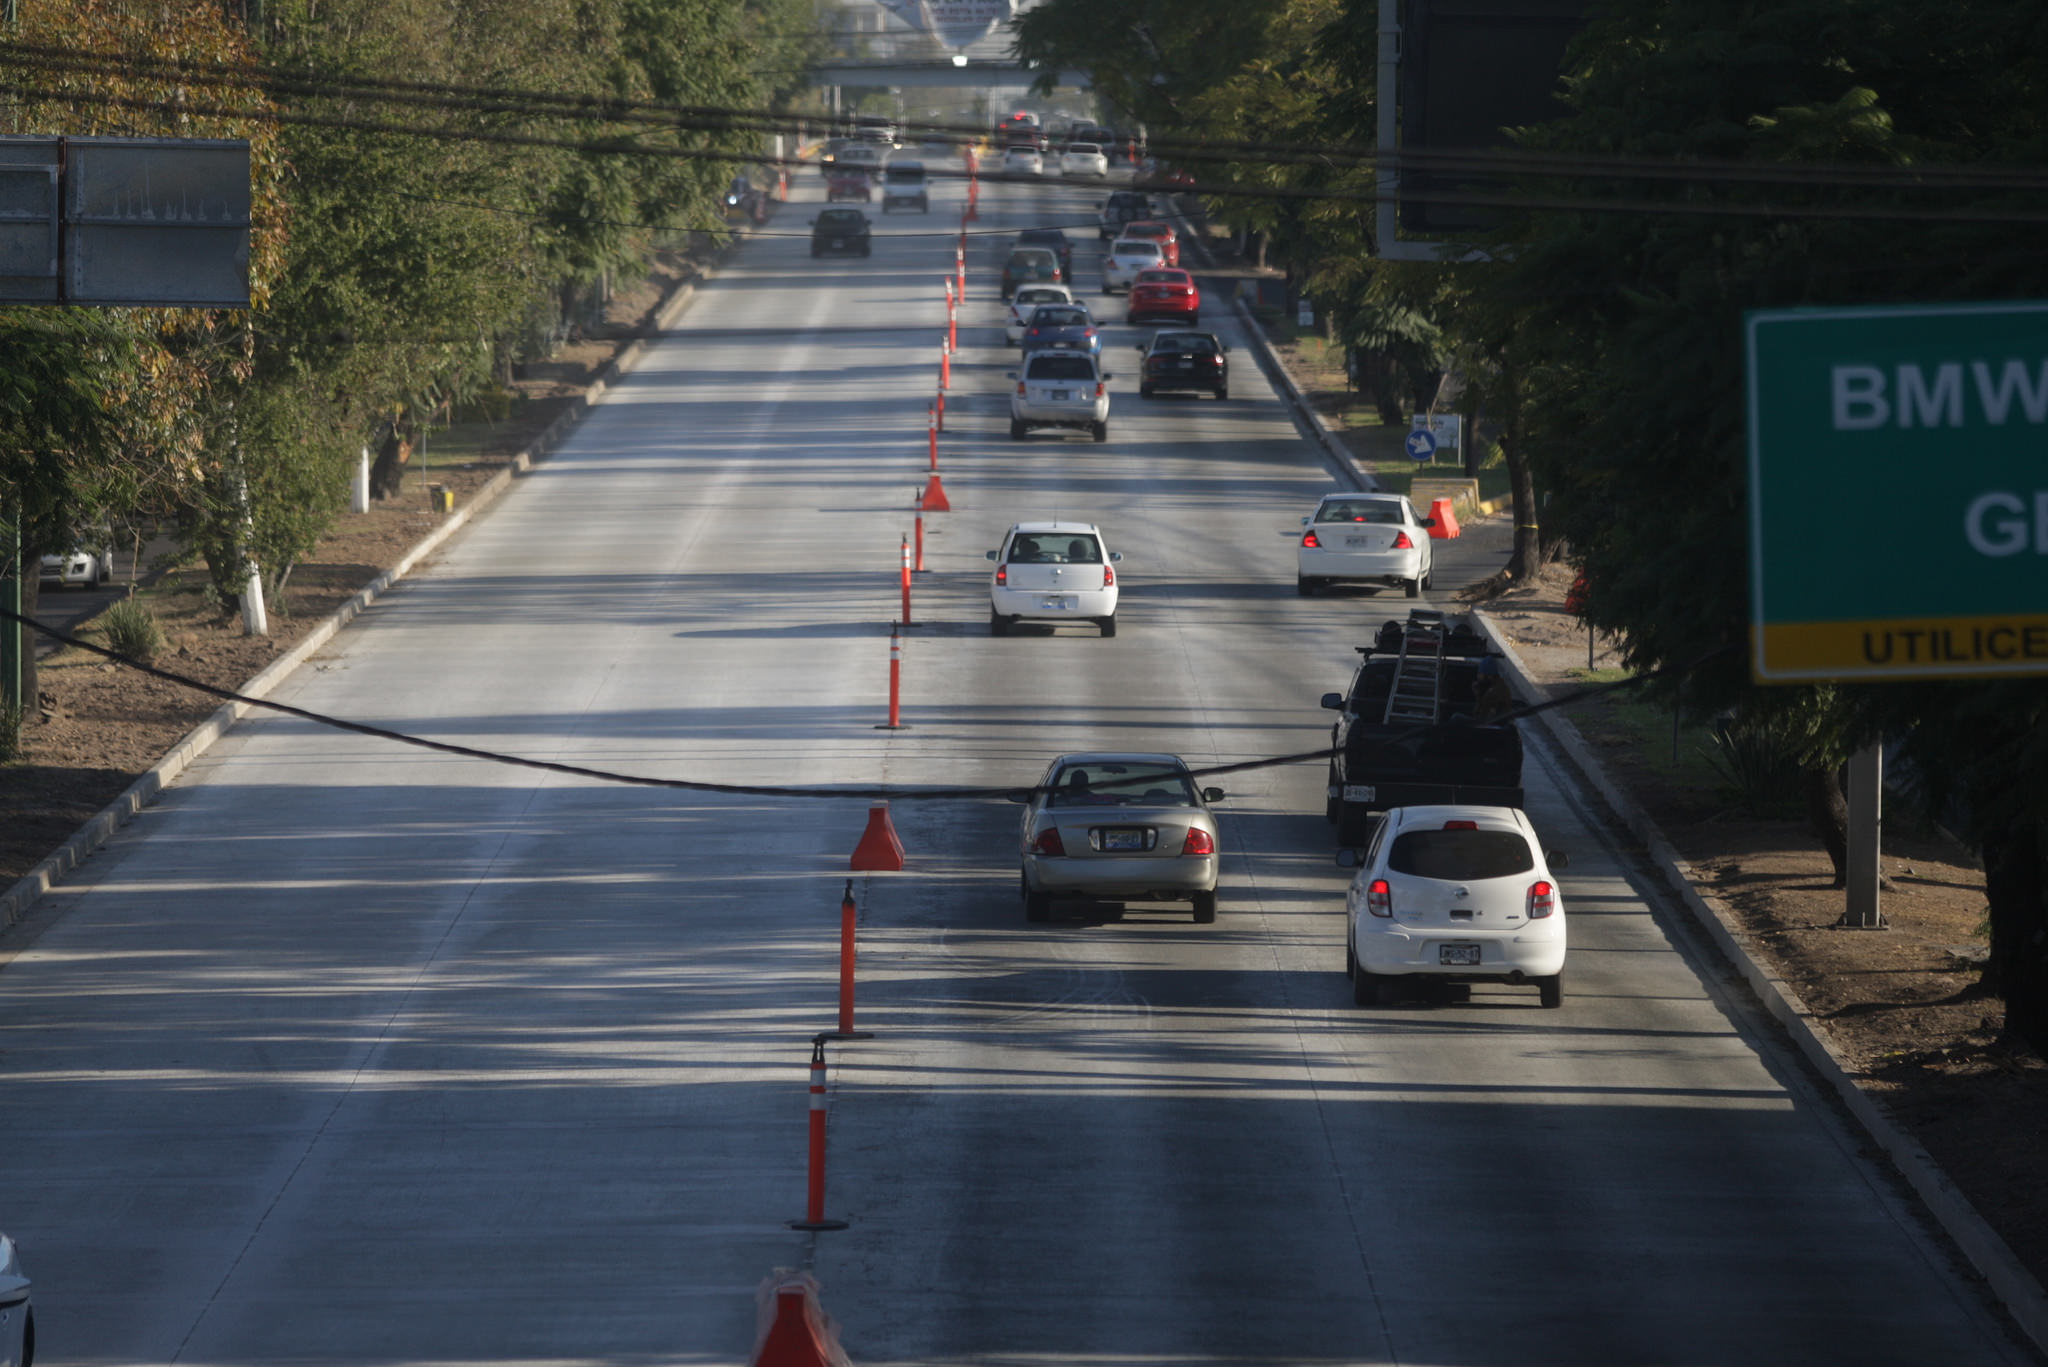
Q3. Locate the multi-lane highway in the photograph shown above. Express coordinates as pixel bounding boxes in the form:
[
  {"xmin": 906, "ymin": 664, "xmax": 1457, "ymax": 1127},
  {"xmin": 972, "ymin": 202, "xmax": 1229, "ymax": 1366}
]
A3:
[{"xmin": 0, "ymin": 157, "xmax": 2035, "ymax": 1366}]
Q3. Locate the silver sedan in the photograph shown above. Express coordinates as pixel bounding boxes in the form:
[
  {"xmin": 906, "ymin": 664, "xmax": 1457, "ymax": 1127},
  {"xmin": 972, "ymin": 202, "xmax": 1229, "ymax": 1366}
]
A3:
[{"xmin": 1015, "ymin": 753, "xmax": 1224, "ymax": 922}]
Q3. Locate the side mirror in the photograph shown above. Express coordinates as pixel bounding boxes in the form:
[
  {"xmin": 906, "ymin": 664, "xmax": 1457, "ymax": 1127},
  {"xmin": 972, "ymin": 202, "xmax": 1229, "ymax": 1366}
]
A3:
[
  {"xmin": 1004, "ymin": 791, "xmax": 1031, "ymax": 804},
  {"xmin": 1201, "ymin": 787, "xmax": 1225, "ymax": 803},
  {"xmin": 1135, "ymin": 345, "xmax": 1146, "ymax": 353},
  {"xmin": 1222, "ymin": 344, "xmax": 1231, "ymax": 353},
  {"xmin": 1300, "ymin": 516, "xmax": 1313, "ymax": 527},
  {"xmin": 1548, "ymin": 850, "xmax": 1570, "ymax": 870},
  {"xmin": 1004, "ymin": 371, "xmax": 1018, "ymax": 380},
  {"xmin": 1102, "ymin": 373, "xmax": 1113, "ymax": 381},
  {"xmin": 985, "ymin": 550, "xmax": 999, "ymax": 560},
  {"xmin": 1335, "ymin": 848, "xmax": 1362, "ymax": 868},
  {"xmin": 1320, "ymin": 692, "xmax": 1344, "ymax": 711},
  {"xmin": 1422, "ymin": 516, "xmax": 1437, "ymax": 528},
  {"xmin": 1109, "ymin": 551, "xmax": 1123, "ymax": 563}
]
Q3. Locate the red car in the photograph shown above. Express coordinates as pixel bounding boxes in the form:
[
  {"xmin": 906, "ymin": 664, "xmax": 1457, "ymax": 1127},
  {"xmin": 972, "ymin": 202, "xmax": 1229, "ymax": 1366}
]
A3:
[
  {"xmin": 1120, "ymin": 219, "xmax": 1180, "ymax": 266},
  {"xmin": 1125, "ymin": 268, "xmax": 1200, "ymax": 325},
  {"xmin": 826, "ymin": 168, "xmax": 873, "ymax": 202}
]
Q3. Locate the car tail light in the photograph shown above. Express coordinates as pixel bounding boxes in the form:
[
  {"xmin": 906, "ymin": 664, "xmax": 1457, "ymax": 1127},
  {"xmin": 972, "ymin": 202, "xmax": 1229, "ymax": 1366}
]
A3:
[
  {"xmin": 1393, "ymin": 531, "xmax": 1414, "ymax": 550},
  {"xmin": 1033, "ymin": 827, "xmax": 1066, "ymax": 856},
  {"xmin": 995, "ymin": 565, "xmax": 1008, "ymax": 586},
  {"xmin": 1301, "ymin": 530, "xmax": 1322, "ymax": 548},
  {"xmin": 1095, "ymin": 382, "xmax": 1105, "ymax": 398},
  {"xmin": 1102, "ymin": 564, "xmax": 1115, "ymax": 587},
  {"xmin": 1181, "ymin": 827, "xmax": 1215, "ymax": 856},
  {"xmin": 1027, "ymin": 327, "xmax": 1039, "ymax": 337},
  {"xmin": 1366, "ymin": 878, "xmax": 1393, "ymax": 918},
  {"xmin": 1528, "ymin": 880, "xmax": 1556, "ymax": 919},
  {"xmin": 1443, "ymin": 820, "xmax": 1478, "ymax": 830},
  {"xmin": 1016, "ymin": 380, "xmax": 1027, "ymax": 396},
  {"xmin": 1084, "ymin": 328, "xmax": 1096, "ymax": 338}
]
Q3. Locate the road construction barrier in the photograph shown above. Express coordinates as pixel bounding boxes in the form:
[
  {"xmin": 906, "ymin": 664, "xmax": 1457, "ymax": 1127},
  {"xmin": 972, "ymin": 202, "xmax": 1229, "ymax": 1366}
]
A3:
[
  {"xmin": 749, "ymin": 1271, "xmax": 853, "ymax": 1367},
  {"xmin": 920, "ymin": 473, "xmax": 950, "ymax": 513},
  {"xmin": 849, "ymin": 802, "xmax": 906, "ymax": 871},
  {"xmin": 1427, "ymin": 498, "xmax": 1462, "ymax": 539}
]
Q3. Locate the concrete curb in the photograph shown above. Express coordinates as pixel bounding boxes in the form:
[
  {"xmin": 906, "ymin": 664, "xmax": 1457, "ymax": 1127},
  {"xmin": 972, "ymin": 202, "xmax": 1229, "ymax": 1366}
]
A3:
[
  {"xmin": 0, "ymin": 228, "xmax": 743, "ymax": 935},
  {"xmin": 1475, "ymin": 610, "xmax": 2048, "ymax": 1357},
  {"xmin": 1163, "ymin": 195, "xmax": 1376, "ymax": 493}
]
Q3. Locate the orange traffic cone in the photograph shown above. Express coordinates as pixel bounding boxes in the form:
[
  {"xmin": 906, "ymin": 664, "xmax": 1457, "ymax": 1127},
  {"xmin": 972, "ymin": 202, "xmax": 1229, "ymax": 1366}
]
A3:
[
  {"xmin": 750, "ymin": 1272, "xmax": 853, "ymax": 1367},
  {"xmin": 1427, "ymin": 498, "xmax": 1461, "ymax": 539},
  {"xmin": 850, "ymin": 803, "xmax": 905, "ymax": 871},
  {"xmin": 920, "ymin": 473, "xmax": 951, "ymax": 512}
]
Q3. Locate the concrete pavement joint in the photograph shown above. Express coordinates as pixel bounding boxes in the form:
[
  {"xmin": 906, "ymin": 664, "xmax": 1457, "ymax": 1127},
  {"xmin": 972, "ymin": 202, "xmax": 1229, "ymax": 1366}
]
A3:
[{"xmin": 1475, "ymin": 609, "xmax": 2048, "ymax": 1357}]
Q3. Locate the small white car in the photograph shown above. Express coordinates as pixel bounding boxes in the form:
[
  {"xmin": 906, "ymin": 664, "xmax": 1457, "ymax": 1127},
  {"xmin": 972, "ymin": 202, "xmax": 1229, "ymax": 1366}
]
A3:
[
  {"xmin": 1060, "ymin": 141, "xmax": 1110, "ymax": 177},
  {"xmin": 834, "ymin": 143, "xmax": 883, "ymax": 175},
  {"xmin": 1016, "ymin": 752, "xmax": 1223, "ymax": 921},
  {"xmin": 1006, "ymin": 283, "xmax": 1076, "ymax": 345},
  {"xmin": 39, "ymin": 545, "xmax": 112, "ymax": 589},
  {"xmin": 0, "ymin": 1233, "xmax": 31, "ymax": 1367},
  {"xmin": 1101, "ymin": 236, "xmax": 1164, "ymax": 293},
  {"xmin": 986, "ymin": 521, "xmax": 1121, "ymax": 636},
  {"xmin": 1009, "ymin": 350, "xmax": 1112, "ymax": 442},
  {"xmin": 1342, "ymin": 805, "xmax": 1568, "ymax": 1007},
  {"xmin": 1003, "ymin": 146, "xmax": 1045, "ymax": 177},
  {"xmin": 1296, "ymin": 492, "xmax": 1435, "ymax": 598}
]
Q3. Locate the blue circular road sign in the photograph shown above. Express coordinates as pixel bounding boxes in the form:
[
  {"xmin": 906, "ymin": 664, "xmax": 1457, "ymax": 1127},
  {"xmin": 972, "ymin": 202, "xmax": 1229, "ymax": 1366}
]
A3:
[{"xmin": 1404, "ymin": 429, "xmax": 1438, "ymax": 461}]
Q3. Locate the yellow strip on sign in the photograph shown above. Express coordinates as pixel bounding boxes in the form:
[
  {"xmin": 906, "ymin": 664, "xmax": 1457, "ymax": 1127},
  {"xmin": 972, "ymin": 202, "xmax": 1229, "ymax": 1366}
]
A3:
[{"xmin": 1755, "ymin": 614, "xmax": 2048, "ymax": 681}]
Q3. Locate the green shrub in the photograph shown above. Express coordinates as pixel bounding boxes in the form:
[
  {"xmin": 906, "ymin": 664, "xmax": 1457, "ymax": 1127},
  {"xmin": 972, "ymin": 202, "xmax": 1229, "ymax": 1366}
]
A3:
[
  {"xmin": 98, "ymin": 598, "xmax": 165, "ymax": 663},
  {"xmin": 1703, "ymin": 714, "xmax": 1806, "ymax": 817}
]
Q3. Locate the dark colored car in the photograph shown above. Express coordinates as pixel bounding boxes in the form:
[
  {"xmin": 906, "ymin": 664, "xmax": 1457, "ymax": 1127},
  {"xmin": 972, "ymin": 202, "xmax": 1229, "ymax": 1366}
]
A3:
[
  {"xmin": 1136, "ymin": 330, "xmax": 1229, "ymax": 399},
  {"xmin": 810, "ymin": 207, "xmax": 872, "ymax": 257},
  {"xmin": 1016, "ymin": 227, "xmax": 1075, "ymax": 280},
  {"xmin": 1098, "ymin": 189, "xmax": 1152, "ymax": 240},
  {"xmin": 1001, "ymin": 247, "xmax": 1063, "ymax": 300}
]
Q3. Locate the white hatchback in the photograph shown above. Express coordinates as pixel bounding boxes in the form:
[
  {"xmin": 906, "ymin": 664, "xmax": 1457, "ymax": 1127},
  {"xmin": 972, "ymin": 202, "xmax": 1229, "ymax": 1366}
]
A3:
[
  {"xmin": 1006, "ymin": 282, "xmax": 1076, "ymax": 345},
  {"xmin": 1060, "ymin": 142, "xmax": 1110, "ymax": 177},
  {"xmin": 1003, "ymin": 146, "xmax": 1045, "ymax": 177},
  {"xmin": 1342, "ymin": 805, "xmax": 1567, "ymax": 1007},
  {"xmin": 1296, "ymin": 492, "xmax": 1435, "ymax": 598},
  {"xmin": 987, "ymin": 521, "xmax": 1121, "ymax": 636},
  {"xmin": 1009, "ymin": 350, "xmax": 1112, "ymax": 442},
  {"xmin": 1101, "ymin": 237, "xmax": 1164, "ymax": 293}
]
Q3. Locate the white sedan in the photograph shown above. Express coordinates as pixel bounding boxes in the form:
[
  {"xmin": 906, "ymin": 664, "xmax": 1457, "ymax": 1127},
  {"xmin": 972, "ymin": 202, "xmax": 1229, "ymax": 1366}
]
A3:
[
  {"xmin": 1002, "ymin": 146, "xmax": 1044, "ymax": 177},
  {"xmin": 1296, "ymin": 492, "xmax": 1435, "ymax": 597},
  {"xmin": 1006, "ymin": 282, "xmax": 1076, "ymax": 345},
  {"xmin": 986, "ymin": 521, "xmax": 1121, "ymax": 636},
  {"xmin": 1016, "ymin": 751, "xmax": 1223, "ymax": 922},
  {"xmin": 0, "ymin": 1234, "xmax": 31, "ymax": 1367},
  {"xmin": 39, "ymin": 545, "xmax": 112, "ymax": 589},
  {"xmin": 1008, "ymin": 350, "xmax": 1112, "ymax": 443},
  {"xmin": 1342, "ymin": 804, "xmax": 1568, "ymax": 1007},
  {"xmin": 1101, "ymin": 236, "xmax": 1164, "ymax": 293},
  {"xmin": 1060, "ymin": 141, "xmax": 1110, "ymax": 177}
]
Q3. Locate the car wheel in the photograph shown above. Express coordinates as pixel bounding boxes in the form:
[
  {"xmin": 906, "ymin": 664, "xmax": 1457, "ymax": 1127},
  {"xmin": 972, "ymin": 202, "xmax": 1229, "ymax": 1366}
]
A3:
[
  {"xmin": 1192, "ymin": 890, "xmax": 1217, "ymax": 923},
  {"xmin": 1010, "ymin": 419, "xmax": 1026, "ymax": 440},
  {"xmin": 1403, "ymin": 576, "xmax": 1421, "ymax": 599},
  {"xmin": 1326, "ymin": 791, "xmax": 1341, "ymax": 824},
  {"xmin": 1214, "ymin": 386, "xmax": 1228, "ymax": 401},
  {"xmin": 1099, "ymin": 614, "xmax": 1117, "ymax": 638},
  {"xmin": 1023, "ymin": 873, "xmax": 1051, "ymax": 923},
  {"xmin": 1092, "ymin": 421, "xmax": 1108, "ymax": 443},
  {"xmin": 1296, "ymin": 575, "xmax": 1315, "ymax": 597},
  {"xmin": 1536, "ymin": 973, "xmax": 1564, "ymax": 1009},
  {"xmin": 990, "ymin": 609, "xmax": 1009, "ymax": 637},
  {"xmin": 1352, "ymin": 957, "xmax": 1382, "ymax": 1006},
  {"xmin": 1422, "ymin": 568, "xmax": 1433, "ymax": 590}
]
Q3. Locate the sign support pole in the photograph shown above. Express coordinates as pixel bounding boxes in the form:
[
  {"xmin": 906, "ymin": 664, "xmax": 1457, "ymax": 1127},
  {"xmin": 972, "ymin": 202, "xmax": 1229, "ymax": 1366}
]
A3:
[
  {"xmin": 1, "ymin": 504, "xmax": 19, "ymax": 733},
  {"xmin": 1843, "ymin": 743, "xmax": 1886, "ymax": 929}
]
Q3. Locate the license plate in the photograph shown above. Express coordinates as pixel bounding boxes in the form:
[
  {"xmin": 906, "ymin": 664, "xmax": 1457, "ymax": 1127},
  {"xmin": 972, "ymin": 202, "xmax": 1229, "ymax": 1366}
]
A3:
[
  {"xmin": 1040, "ymin": 595, "xmax": 1074, "ymax": 610},
  {"xmin": 1344, "ymin": 535, "xmax": 1373, "ymax": 548},
  {"xmin": 1440, "ymin": 944, "xmax": 1482, "ymax": 966},
  {"xmin": 1050, "ymin": 389, "xmax": 1072, "ymax": 400},
  {"xmin": 1341, "ymin": 785, "xmax": 1376, "ymax": 802},
  {"xmin": 1100, "ymin": 829, "xmax": 1148, "ymax": 851},
  {"xmin": 1177, "ymin": 360, "xmax": 1193, "ymax": 368},
  {"xmin": 830, "ymin": 239, "xmax": 845, "ymax": 248}
]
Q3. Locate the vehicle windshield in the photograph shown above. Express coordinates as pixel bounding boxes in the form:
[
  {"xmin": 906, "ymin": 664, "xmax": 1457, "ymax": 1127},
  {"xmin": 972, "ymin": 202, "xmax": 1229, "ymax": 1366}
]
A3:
[
  {"xmin": 1047, "ymin": 761, "xmax": 1197, "ymax": 808},
  {"xmin": 1024, "ymin": 355, "xmax": 1098, "ymax": 381},
  {"xmin": 1135, "ymin": 270, "xmax": 1181, "ymax": 285},
  {"xmin": 1008, "ymin": 250, "xmax": 1056, "ymax": 267},
  {"xmin": 1068, "ymin": 142, "xmax": 1101, "ymax": 155},
  {"xmin": 1029, "ymin": 307, "xmax": 1089, "ymax": 328},
  {"xmin": 1317, "ymin": 499, "xmax": 1404, "ymax": 524},
  {"xmin": 1387, "ymin": 828, "xmax": 1536, "ymax": 880},
  {"xmin": 1007, "ymin": 532, "xmax": 1103, "ymax": 563},
  {"xmin": 1116, "ymin": 242, "xmax": 1163, "ymax": 259},
  {"xmin": 1014, "ymin": 287, "xmax": 1065, "ymax": 307},
  {"xmin": 1155, "ymin": 334, "xmax": 1217, "ymax": 355}
]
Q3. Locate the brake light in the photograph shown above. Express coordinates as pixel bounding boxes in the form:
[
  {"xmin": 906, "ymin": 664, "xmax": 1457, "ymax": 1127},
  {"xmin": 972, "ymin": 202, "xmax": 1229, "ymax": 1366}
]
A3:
[
  {"xmin": 1095, "ymin": 382, "xmax": 1105, "ymax": 398},
  {"xmin": 1027, "ymin": 328, "xmax": 1039, "ymax": 336},
  {"xmin": 1528, "ymin": 880, "xmax": 1556, "ymax": 919},
  {"xmin": 1443, "ymin": 820, "xmax": 1478, "ymax": 830},
  {"xmin": 1102, "ymin": 564, "xmax": 1115, "ymax": 587},
  {"xmin": 1366, "ymin": 878, "xmax": 1393, "ymax": 918},
  {"xmin": 1016, "ymin": 380, "xmax": 1027, "ymax": 395},
  {"xmin": 996, "ymin": 564, "xmax": 1007, "ymax": 586},
  {"xmin": 1301, "ymin": 530, "xmax": 1321, "ymax": 548},
  {"xmin": 1393, "ymin": 531, "xmax": 1414, "ymax": 550},
  {"xmin": 1033, "ymin": 828, "xmax": 1066, "ymax": 856},
  {"xmin": 1181, "ymin": 827, "xmax": 1215, "ymax": 856}
]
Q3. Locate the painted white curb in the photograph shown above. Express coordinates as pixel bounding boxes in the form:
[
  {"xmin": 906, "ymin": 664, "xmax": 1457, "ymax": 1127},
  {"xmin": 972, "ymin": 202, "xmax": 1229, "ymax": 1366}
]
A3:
[{"xmin": 1477, "ymin": 610, "xmax": 2048, "ymax": 1356}]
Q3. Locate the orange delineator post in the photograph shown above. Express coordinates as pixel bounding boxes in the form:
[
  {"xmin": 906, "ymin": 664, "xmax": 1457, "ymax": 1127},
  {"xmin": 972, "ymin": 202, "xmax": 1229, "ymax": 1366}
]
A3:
[
  {"xmin": 927, "ymin": 404, "xmax": 938, "ymax": 469},
  {"xmin": 883, "ymin": 629, "xmax": 903, "ymax": 729},
  {"xmin": 1427, "ymin": 497, "xmax": 1462, "ymax": 539},
  {"xmin": 899, "ymin": 536, "xmax": 912, "ymax": 625},
  {"xmin": 913, "ymin": 499, "xmax": 926, "ymax": 572},
  {"xmin": 939, "ymin": 338, "xmax": 950, "ymax": 390},
  {"xmin": 786, "ymin": 1039, "xmax": 849, "ymax": 1233},
  {"xmin": 934, "ymin": 389, "xmax": 945, "ymax": 432},
  {"xmin": 832, "ymin": 879, "xmax": 873, "ymax": 1037}
]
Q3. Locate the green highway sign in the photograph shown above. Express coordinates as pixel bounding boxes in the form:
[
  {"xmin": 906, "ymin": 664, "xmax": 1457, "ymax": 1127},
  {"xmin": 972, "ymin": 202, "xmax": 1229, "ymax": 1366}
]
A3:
[{"xmin": 1746, "ymin": 300, "xmax": 2048, "ymax": 682}]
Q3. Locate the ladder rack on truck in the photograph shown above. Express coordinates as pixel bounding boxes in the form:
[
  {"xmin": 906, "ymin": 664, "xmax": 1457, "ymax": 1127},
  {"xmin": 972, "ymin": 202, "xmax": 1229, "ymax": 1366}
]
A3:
[{"xmin": 1381, "ymin": 609, "xmax": 1448, "ymax": 725}]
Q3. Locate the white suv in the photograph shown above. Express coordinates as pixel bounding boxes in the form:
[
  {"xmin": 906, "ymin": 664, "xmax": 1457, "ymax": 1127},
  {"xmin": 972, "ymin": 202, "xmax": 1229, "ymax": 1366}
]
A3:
[
  {"xmin": 1341, "ymin": 805, "xmax": 1568, "ymax": 1008},
  {"xmin": 1009, "ymin": 350, "xmax": 1112, "ymax": 442},
  {"xmin": 986, "ymin": 522, "xmax": 1122, "ymax": 636}
]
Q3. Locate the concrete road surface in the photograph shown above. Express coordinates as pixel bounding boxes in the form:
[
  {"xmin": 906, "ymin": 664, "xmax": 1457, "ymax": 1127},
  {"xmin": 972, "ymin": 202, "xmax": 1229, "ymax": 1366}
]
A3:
[{"xmin": 0, "ymin": 162, "xmax": 2033, "ymax": 1367}]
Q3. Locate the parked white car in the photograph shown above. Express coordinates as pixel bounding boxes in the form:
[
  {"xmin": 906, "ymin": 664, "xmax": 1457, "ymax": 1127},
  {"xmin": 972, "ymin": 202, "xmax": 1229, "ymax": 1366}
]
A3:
[
  {"xmin": 1060, "ymin": 141, "xmax": 1110, "ymax": 177},
  {"xmin": 1016, "ymin": 751, "xmax": 1223, "ymax": 921},
  {"xmin": 0, "ymin": 1233, "xmax": 31, "ymax": 1367},
  {"xmin": 1341, "ymin": 804, "xmax": 1568, "ymax": 1007},
  {"xmin": 39, "ymin": 545, "xmax": 112, "ymax": 589},
  {"xmin": 1006, "ymin": 282, "xmax": 1076, "ymax": 345},
  {"xmin": 1101, "ymin": 236, "xmax": 1164, "ymax": 293},
  {"xmin": 1002, "ymin": 145, "xmax": 1045, "ymax": 177},
  {"xmin": 1009, "ymin": 350, "xmax": 1112, "ymax": 442},
  {"xmin": 986, "ymin": 521, "xmax": 1121, "ymax": 636},
  {"xmin": 1296, "ymin": 492, "xmax": 1435, "ymax": 598}
]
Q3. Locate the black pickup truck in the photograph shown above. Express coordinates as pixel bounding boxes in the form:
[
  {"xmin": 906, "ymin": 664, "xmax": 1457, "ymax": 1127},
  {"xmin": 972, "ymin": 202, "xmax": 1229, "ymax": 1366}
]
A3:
[{"xmin": 1322, "ymin": 610, "xmax": 1525, "ymax": 843}]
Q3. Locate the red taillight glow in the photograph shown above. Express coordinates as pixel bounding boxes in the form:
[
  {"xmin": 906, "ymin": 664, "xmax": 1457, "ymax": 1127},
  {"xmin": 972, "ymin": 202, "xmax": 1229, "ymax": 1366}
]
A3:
[
  {"xmin": 1181, "ymin": 827, "xmax": 1215, "ymax": 856},
  {"xmin": 1366, "ymin": 878, "xmax": 1393, "ymax": 918},
  {"xmin": 1095, "ymin": 382, "xmax": 1105, "ymax": 398},
  {"xmin": 1033, "ymin": 828, "xmax": 1066, "ymax": 856},
  {"xmin": 1016, "ymin": 380, "xmax": 1027, "ymax": 395},
  {"xmin": 1102, "ymin": 565, "xmax": 1115, "ymax": 587},
  {"xmin": 996, "ymin": 565, "xmax": 1008, "ymax": 586},
  {"xmin": 1528, "ymin": 880, "xmax": 1556, "ymax": 919},
  {"xmin": 1302, "ymin": 530, "xmax": 1322, "ymax": 548},
  {"xmin": 1393, "ymin": 531, "xmax": 1414, "ymax": 550},
  {"xmin": 1443, "ymin": 820, "xmax": 1478, "ymax": 830}
]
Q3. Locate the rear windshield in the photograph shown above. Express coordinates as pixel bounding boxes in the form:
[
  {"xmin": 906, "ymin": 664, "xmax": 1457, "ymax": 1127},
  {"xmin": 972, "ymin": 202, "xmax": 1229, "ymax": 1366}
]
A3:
[
  {"xmin": 1116, "ymin": 241, "xmax": 1163, "ymax": 257},
  {"xmin": 1008, "ymin": 250, "xmax": 1056, "ymax": 266},
  {"xmin": 1030, "ymin": 307, "xmax": 1089, "ymax": 327},
  {"xmin": 1387, "ymin": 829, "xmax": 1535, "ymax": 880},
  {"xmin": 1015, "ymin": 287, "xmax": 1065, "ymax": 306},
  {"xmin": 1317, "ymin": 499, "xmax": 1404, "ymax": 524},
  {"xmin": 1135, "ymin": 270, "xmax": 1181, "ymax": 284},
  {"xmin": 1008, "ymin": 533, "xmax": 1102, "ymax": 564},
  {"xmin": 886, "ymin": 166, "xmax": 924, "ymax": 182},
  {"xmin": 1154, "ymin": 334, "xmax": 1217, "ymax": 355},
  {"xmin": 817, "ymin": 210, "xmax": 863, "ymax": 227},
  {"xmin": 1046, "ymin": 761, "xmax": 1196, "ymax": 808},
  {"xmin": 1068, "ymin": 142, "xmax": 1101, "ymax": 155},
  {"xmin": 1024, "ymin": 355, "xmax": 1097, "ymax": 381}
]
